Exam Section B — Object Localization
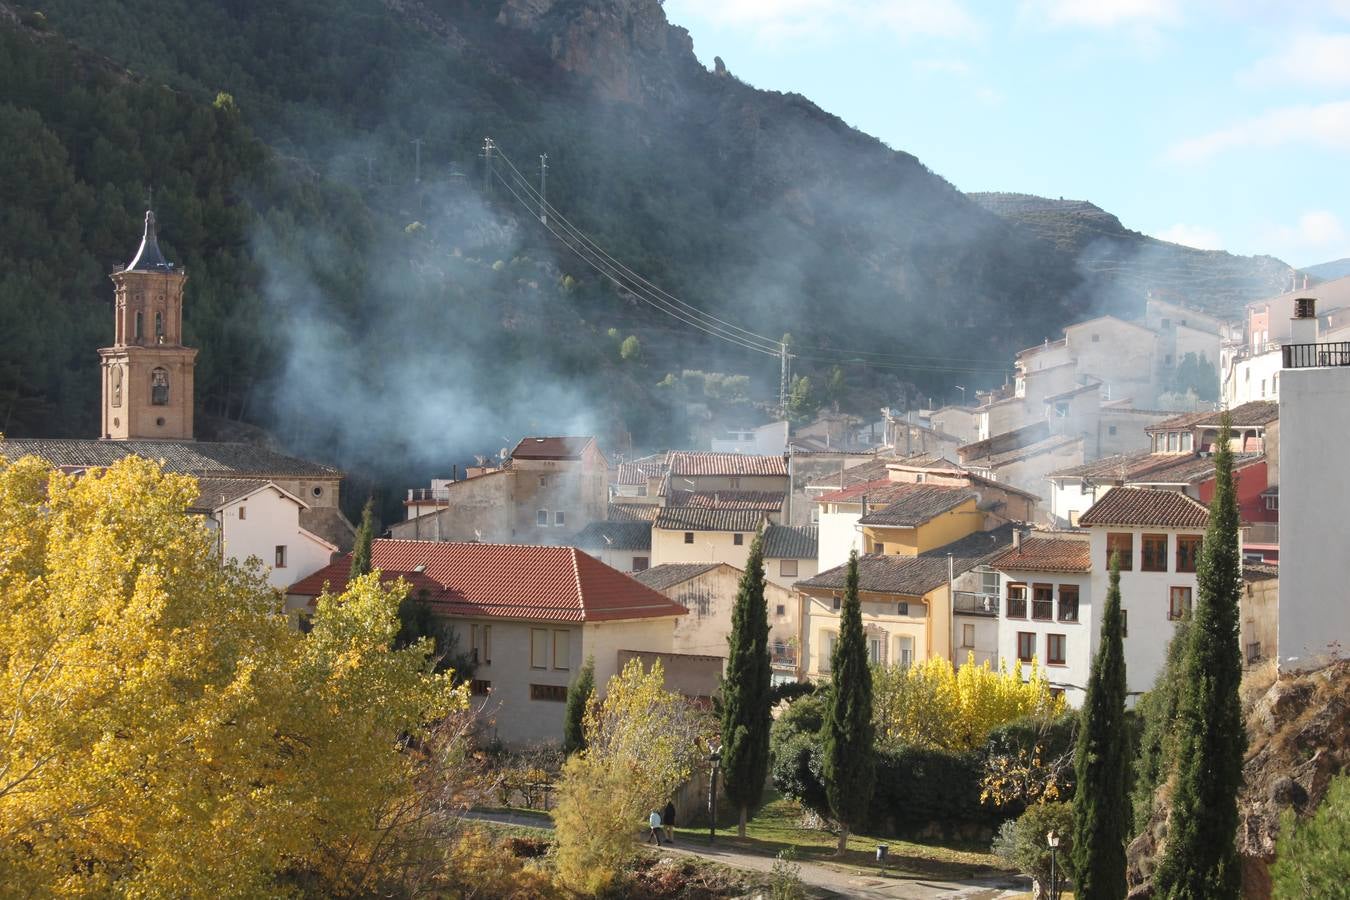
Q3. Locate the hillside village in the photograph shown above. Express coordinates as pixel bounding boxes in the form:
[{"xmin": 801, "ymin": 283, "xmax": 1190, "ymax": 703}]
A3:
[{"xmin": 3, "ymin": 210, "xmax": 1346, "ymax": 895}]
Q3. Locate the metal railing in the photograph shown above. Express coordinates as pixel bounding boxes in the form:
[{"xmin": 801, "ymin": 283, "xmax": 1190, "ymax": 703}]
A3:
[
  {"xmin": 1032, "ymin": 599, "xmax": 1054, "ymax": 620},
  {"xmin": 1007, "ymin": 596, "xmax": 1027, "ymax": 618},
  {"xmin": 408, "ymin": 487, "xmax": 452, "ymax": 502},
  {"xmin": 1283, "ymin": 341, "xmax": 1350, "ymax": 368},
  {"xmin": 953, "ymin": 591, "xmax": 999, "ymax": 617}
]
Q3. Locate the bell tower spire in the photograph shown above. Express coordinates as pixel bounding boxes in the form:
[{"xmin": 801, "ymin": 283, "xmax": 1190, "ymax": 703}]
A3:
[{"xmin": 99, "ymin": 210, "xmax": 198, "ymax": 440}]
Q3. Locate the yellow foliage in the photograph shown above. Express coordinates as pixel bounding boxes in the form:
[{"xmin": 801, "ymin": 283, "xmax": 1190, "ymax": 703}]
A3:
[
  {"xmin": 873, "ymin": 652, "xmax": 1065, "ymax": 752},
  {"xmin": 0, "ymin": 454, "xmax": 465, "ymax": 895},
  {"xmin": 442, "ymin": 827, "xmax": 558, "ymax": 899}
]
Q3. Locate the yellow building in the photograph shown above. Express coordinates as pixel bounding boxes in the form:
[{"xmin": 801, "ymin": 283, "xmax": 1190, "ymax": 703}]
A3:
[{"xmin": 858, "ymin": 486, "xmax": 984, "ymax": 555}]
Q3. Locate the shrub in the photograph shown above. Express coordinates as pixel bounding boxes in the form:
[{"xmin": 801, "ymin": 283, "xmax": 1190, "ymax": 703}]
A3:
[
  {"xmin": 1271, "ymin": 773, "xmax": 1350, "ymax": 898},
  {"xmin": 991, "ymin": 802, "xmax": 1075, "ymax": 899},
  {"xmin": 769, "ymin": 693, "xmax": 825, "ymax": 761},
  {"xmin": 442, "ymin": 827, "xmax": 558, "ymax": 899},
  {"xmin": 770, "ymin": 732, "xmax": 830, "ymax": 821},
  {"xmin": 872, "ymin": 745, "xmax": 995, "ymax": 838},
  {"xmin": 769, "ymin": 848, "xmax": 807, "ymax": 900},
  {"xmin": 769, "ymin": 680, "xmax": 818, "ymax": 706}
]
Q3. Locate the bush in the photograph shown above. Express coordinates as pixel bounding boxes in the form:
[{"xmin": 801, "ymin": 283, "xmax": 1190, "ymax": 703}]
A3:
[
  {"xmin": 872, "ymin": 745, "xmax": 995, "ymax": 838},
  {"xmin": 769, "ymin": 680, "xmax": 818, "ymax": 706},
  {"xmin": 442, "ymin": 827, "xmax": 558, "ymax": 899},
  {"xmin": 770, "ymin": 732, "xmax": 830, "ymax": 821},
  {"xmin": 1271, "ymin": 773, "xmax": 1350, "ymax": 898},
  {"xmin": 769, "ymin": 848, "xmax": 807, "ymax": 900},
  {"xmin": 769, "ymin": 693, "xmax": 825, "ymax": 761},
  {"xmin": 991, "ymin": 802, "xmax": 1075, "ymax": 899}
]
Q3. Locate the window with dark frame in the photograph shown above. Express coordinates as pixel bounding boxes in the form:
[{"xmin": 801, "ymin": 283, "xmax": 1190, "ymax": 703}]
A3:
[
  {"xmin": 632, "ymin": 556, "xmax": 649, "ymax": 572},
  {"xmin": 470, "ymin": 679, "xmax": 491, "ymax": 696},
  {"xmin": 530, "ymin": 684, "xmax": 568, "ymax": 702},
  {"xmin": 684, "ymin": 532, "xmax": 695, "ymax": 544},
  {"xmin": 1032, "ymin": 584, "xmax": 1054, "ymax": 620},
  {"xmin": 554, "ymin": 510, "xmax": 566, "ymax": 526},
  {"xmin": 537, "ymin": 509, "xmax": 548, "ymax": 526},
  {"xmin": 1176, "ymin": 534, "xmax": 1202, "ymax": 572},
  {"xmin": 1168, "ymin": 585, "xmax": 1192, "ymax": 620},
  {"xmin": 897, "ymin": 602, "xmax": 909, "ymax": 616},
  {"xmin": 274, "ymin": 545, "xmax": 287, "ymax": 568},
  {"xmin": 1121, "ymin": 609, "xmax": 1128, "ymax": 637},
  {"xmin": 1058, "ymin": 584, "xmax": 1079, "ymax": 622},
  {"xmin": 733, "ymin": 533, "xmax": 744, "ymax": 546},
  {"xmin": 1007, "ymin": 583, "xmax": 1028, "ymax": 618},
  {"xmin": 1047, "ymin": 633, "xmax": 1066, "ymax": 665},
  {"xmin": 780, "ymin": 559, "xmax": 798, "ymax": 578},
  {"xmin": 831, "ymin": 595, "xmax": 841, "ymax": 611},
  {"xmin": 1107, "ymin": 532, "xmax": 1134, "ymax": 570},
  {"xmin": 1142, "ymin": 533, "xmax": 1168, "ymax": 572},
  {"xmin": 1017, "ymin": 631, "xmax": 1035, "ymax": 662}
]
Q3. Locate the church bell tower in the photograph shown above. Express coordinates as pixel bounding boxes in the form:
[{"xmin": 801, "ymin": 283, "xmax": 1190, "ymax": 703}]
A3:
[{"xmin": 99, "ymin": 211, "xmax": 198, "ymax": 440}]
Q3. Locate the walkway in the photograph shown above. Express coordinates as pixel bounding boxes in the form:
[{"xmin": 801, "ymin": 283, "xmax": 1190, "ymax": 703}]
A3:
[{"xmin": 465, "ymin": 810, "xmax": 1028, "ymax": 899}]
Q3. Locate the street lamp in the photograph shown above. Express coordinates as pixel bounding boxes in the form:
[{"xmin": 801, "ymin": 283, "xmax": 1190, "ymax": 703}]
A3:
[
  {"xmin": 707, "ymin": 747, "xmax": 723, "ymax": 845},
  {"xmin": 1046, "ymin": 830, "xmax": 1061, "ymax": 900}
]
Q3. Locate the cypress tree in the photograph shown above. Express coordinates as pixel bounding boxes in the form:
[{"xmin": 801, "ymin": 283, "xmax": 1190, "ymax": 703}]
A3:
[
  {"xmin": 721, "ymin": 535, "xmax": 773, "ymax": 837},
  {"xmin": 822, "ymin": 550, "xmax": 875, "ymax": 854},
  {"xmin": 350, "ymin": 497, "xmax": 376, "ymax": 578},
  {"xmin": 1155, "ymin": 417, "xmax": 1246, "ymax": 899},
  {"xmin": 1072, "ymin": 553, "xmax": 1129, "ymax": 899},
  {"xmin": 562, "ymin": 655, "xmax": 594, "ymax": 755},
  {"xmin": 1131, "ymin": 611, "xmax": 1192, "ymax": 834}
]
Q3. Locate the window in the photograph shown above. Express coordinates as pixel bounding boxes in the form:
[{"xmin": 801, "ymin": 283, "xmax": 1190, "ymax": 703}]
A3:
[
  {"xmin": 1260, "ymin": 378, "xmax": 1267, "ymax": 398},
  {"xmin": 897, "ymin": 602, "xmax": 910, "ymax": 616},
  {"xmin": 1142, "ymin": 534, "xmax": 1168, "ymax": 572},
  {"xmin": 1047, "ymin": 633, "xmax": 1066, "ymax": 665},
  {"xmin": 470, "ymin": 624, "xmax": 492, "ymax": 664},
  {"xmin": 873, "ymin": 542, "xmax": 884, "ymax": 554},
  {"xmin": 134, "ymin": 311, "xmax": 143, "ymax": 340},
  {"xmin": 1273, "ymin": 373, "xmax": 1279, "ymax": 395},
  {"xmin": 530, "ymin": 684, "xmax": 567, "ymax": 702},
  {"xmin": 154, "ymin": 311, "xmax": 163, "ymax": 341},
  {"xmin": 896, "ymin": 635, "xmax": 913, "ymax": 668},
  {"xmin": 150, "ymin": 368, "xmax": 169, "ymax": 406},
  {"xmin": 915, "ymin": 473, "xmax": 926, "ymax": 483},
  {"xmin": 274, "ymin": 545, "xmax": 287, "ymax": 568},
  {"xmin": 868, "ymin": 637, "xmax": 884, "ymax": 664},
  {"xmin": 831, "ymin": 595, "xmax": 841, "ymax": 611},
  {"xmin": 1092, "ymin": 333, "xmax": 1100, "ymax": 342},
  {"xmin": 1017, "ymin": 631, "xmax": 1036, "ymax": 662},
  {"xmin": 1058, "ymin": 585, "xmax": 1079, "ymax": 622},
  {"xmin": 1167, "ymin": 432, "xmax": 1179, "ymax": 452},
  {"xmin": 552, "ymin": 630, "xmax": 570, "ymax": 670},
  {"xmin": 1108, "ymin": 425, "xmax": 1117, "ymax": 436},
  {"xmin": 1050, "ymin": 687, "xmax": 1065, "ymax": 701},
  {"xmin": 1121, "ymin": 609, "xmax": 1129, "ymax": 637},
  {"xmin": 1054, "ymin": 402, "xmax": 1069, "ymax": 418},
  {"xmin": 1176, "ymin": 534, "xmax": 1202, "ymax": 573},
  {"xmin": 538, "ymin": 475, "xmax": 547, "ymax": 487},
  {"xmin": 111, "ymin": 366, "xmax": 123, "ymax": 407},
  {"xmin": 470, "ymin": 679, "xmax": 491, "ymax": 696},
  {"xmin": 1107, "ymin": 532, "xmax": 1134, "ymax": 570},
  {"xmin": 1068, "ymin": 510, "xmax": 1081, "ymax": 527},
  {"xmin": 1007, "ymin": 584, "xmax": 1028, "ymax": 618},
  {"xmin": 554, "ymin": 510, "xmax": 566, "ymax": 526},
  {"xmin": 962, "ymin": 623, "xmax": 975, "ymax": 648},
  {"xmin": 1032, "ymin": 584, "xmax": 1053, "ymax": 620},
  {"xmin": 728, "ymin": 477, "xmax": 742, "ymax": 489},
  {"xmin": 980, "ymin": 569, "xmax": 1000, "ymax": 596},
  {"xmin": 632, "ymin": 556, "xmax": 649, "ymax": 572},
  {"xmin": 684, "ymin": 532, "xmax": 695, "ymax": 544},
  {"xmin": 238, "ymin": 505, "xmax": 246, "ymax": 521},
  {"xmin": 1182, "ymin": 433, "xmax": 1193, "ymax": 452},
  {"xmin": 1264, "ymin": 494, "xmax": 1279, "ymax": 512},
  {"xmin": 821, "ymin": 632, "xmax": 837, "ymax": 672},
  {"xmin": 537, "ymin": 509, "xmax": 548, "ymax": 526},
  {"xmin": 530, "ymin": 629, "xmax": 549, "ymax": 669},
  {"xmin": 1247, "ymin": 641, "xmax": 1262, "ymax": 664},
  {"xmin": 637, "ymin": 483, "xmax": 648, "ymax": 497},
  {"xmin": 776, "ymin": 604, "xmax": 786, "ymax": 616},
  {"xmin": 733, "ymin": 533, "xmax": 744, "ymax": 546},
  {"xmin": 1165, "ymin": 353, "xmax": 1174, "ymax": 366},
  {"xmin": 1168, "ymin": 586, "xmax": 1192, "ymax": 621},
  {"xmin": 780, "ymin": 559, "xmax": 798, "ymax": 578}
]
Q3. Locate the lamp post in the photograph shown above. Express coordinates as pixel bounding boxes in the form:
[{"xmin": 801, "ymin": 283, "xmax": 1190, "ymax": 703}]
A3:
[
  {"xmin": 1046, "ymin": 830, "xmax": 1060, "ymax": 900},
  {"xmin": 707, "ymin": 747, "xmax": 722, "ymax": 845}
]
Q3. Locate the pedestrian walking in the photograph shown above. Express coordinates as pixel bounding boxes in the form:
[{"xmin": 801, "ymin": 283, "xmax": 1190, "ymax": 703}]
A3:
[
  {"xmin": 663, "ymin": 800, "xmax": 677, "ymax": 843},
  {"xmin": 647, "ymin": 809, "xmax": 664, "ymax": 846}
]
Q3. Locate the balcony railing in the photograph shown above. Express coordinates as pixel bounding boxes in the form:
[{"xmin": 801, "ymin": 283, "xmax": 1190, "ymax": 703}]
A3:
[
  {"xmin": 1032, "ymin": 599, "xmax": 1054, "ymax": 620},
  {"xmin": 770, "ymin": 642, "xmax": 798, "ymax": 668},
  {"xmin": 1007, "ymin": 596, "xmax": 1027, "ymax": 618},
  {"xmin": 1283, "ymin": 341, "xmax": 1350, "ymax": 369},
  {"xmin": 408, "ymin": 487, "xmax": 452, "ymax": 502},
  {"xmin": 953, "ymin": 591, "xmax": 999, "ymax": 617}
]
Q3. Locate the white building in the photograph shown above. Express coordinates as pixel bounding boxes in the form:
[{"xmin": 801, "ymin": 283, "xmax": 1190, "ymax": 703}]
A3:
[
  {"xmin": 711, "ymin": 421, "xmax": 789, "ymax": 455},
  {"xmin": 1277, "ymin": 301, "xmax": 1350, "ymax": 671},
  {"xmin": 192, "ymin": 478, "xmax": 338, "ymax": 591}
]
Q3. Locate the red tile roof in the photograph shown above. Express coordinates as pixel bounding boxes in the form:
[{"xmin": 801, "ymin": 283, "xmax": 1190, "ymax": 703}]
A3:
[
  {"xmin": 1077, "ymin": 488, "xmax": 1210, "ymax": 529},
  {"xmin": 510, "ymin": 436, "xmax": 596, "ymax": 460},
  {"xmin": 668, "ymin": 451, "xmax": 788, "ymax": 477},
  {"xmin": 991, "ymin": 537, "xmax": 1092, "ymax": 573},
  {"xmin": 814, "ymin": 477, "xmax": 909, "ymax": 504},
  {"xmin": 286, "ymin": 540, "xmax": 686, "ymax": 623}
]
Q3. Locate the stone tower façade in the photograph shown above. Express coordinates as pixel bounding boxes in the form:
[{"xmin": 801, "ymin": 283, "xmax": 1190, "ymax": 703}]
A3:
[{"xmin": 99, "ymin": 211, "xmax": 198, "ymax": 440}]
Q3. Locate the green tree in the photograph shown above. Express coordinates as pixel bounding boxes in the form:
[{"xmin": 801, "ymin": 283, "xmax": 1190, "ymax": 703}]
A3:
[
  {"xmin": 992, "ymin": 802, "xmax": 1075, "ymax": 900},
  {"xmin": 1131, "ymin": 611, "xmax": 1192, "ymax": 834},
  {"xmin": 787, "ymin": 375, "xmax": 819, "ymax": 425},
  {"xmin": 563, "ymin": 656, "xmax": 595, "ymax": 755},
  {"xmin": 1155, "ymin": 417, "xmax": 1246, "ymax": 899},
  {"xmin": 720, "ymin": 534, "xmax": 772, "ymax": 836},
  {"xmin": 351, "ymin": 496, "xmax": 377, "ymax": 578},
  {"xmin": 1271, "ymin": 773, "xmax": 1350, "ymax": 898},
  {"xmin": 619, "ymin": 334, "xmax": 641, "ymax": 361},
  {"xmin": 1072, "ymin": 553, "xmax": 1129, "ymax": 899},
  {"xmin": 821, "ymin": 550, "xmax": 875, "ymax": 853}
]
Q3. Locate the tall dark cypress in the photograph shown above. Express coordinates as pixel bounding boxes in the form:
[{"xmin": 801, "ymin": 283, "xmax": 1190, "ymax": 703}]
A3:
[
  {"xmin": 1072, "ymin": 553, "xmax": 1129, "ymax": 899},
  {"xmin": 720, "ymin": 535, "xmax": 773, "ymax": 837},
  {"xmin": 562, "ymin": 656, "xmax": 594, "ymax": 755},
  {"xmin": 1155, "ymin": 417, "xmax": 1246, "ymax": 899},
  {"xmin": 822, "ymin": 550, "xmax": 875, "ymax": 854},
  {"xmin": 350, "ymin": 497, "xmax": 376, "ymax": 578}
]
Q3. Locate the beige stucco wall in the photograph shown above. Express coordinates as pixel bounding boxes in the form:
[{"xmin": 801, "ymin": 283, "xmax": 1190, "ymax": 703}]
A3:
[
  {"xmin": 463, "ymin": 618, "xmax": 580, "ymax": 746},
  {"xmin": 580, "ymin": 616, "xmax": 684, "ymax": 700},
  {"xmin": 660, "ymin": 565, "xmax": 799, "ymax": 667},
  {"xmin": 802, "ymin": 588, "xmax": 939, "ymax": 678},
  {"xmin": 1241, "ymin": 576, "xmax": 1278, "ymax": 667},
  {"xmin": 651, "ymin": 527, "xmax": 754, "ymax": 568},
  {"xmin": 764, "ymin": 555, "xmax": 818, "ymax": 591}
]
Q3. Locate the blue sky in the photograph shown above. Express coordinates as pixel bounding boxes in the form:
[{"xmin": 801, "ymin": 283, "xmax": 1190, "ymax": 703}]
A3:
[{"xmin": 662, "ymin": 0, "xmax": 1350, "ymax": 268}]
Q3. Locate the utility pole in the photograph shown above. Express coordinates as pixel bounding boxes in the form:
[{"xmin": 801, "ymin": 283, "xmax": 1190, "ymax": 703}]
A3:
[
  {"xmin": 778, "ymin": 342, "xmax": 791, "ymax": 421},
  {"xmin": 539, "ymin": 153, "xmax": 549, "ymax": 224},
  {"xmin": 481, "ymin": 136, "xmax": 495, "ymax": 196},
  {"xmin": 410, "ymin": 138, "xmax": 424, "ymax": 184}
]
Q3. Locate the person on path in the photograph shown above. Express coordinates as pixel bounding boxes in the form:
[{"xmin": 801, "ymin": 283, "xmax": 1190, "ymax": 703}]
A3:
[
  {"xmin": 647, "ymin": 809, "xmax": 664, "ymax": 846},
  {"xmin": 663, "ymin": 800, "xmax": 677, "ymax": 843}
]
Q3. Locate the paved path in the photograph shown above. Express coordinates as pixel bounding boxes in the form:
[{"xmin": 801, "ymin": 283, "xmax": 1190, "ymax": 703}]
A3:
[{"xmin": 466, "ymin": 810, "xmax": 1028, "ymax": 899}]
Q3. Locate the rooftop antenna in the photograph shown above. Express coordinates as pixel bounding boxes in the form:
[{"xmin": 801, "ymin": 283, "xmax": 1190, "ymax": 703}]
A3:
[{"xmin": 539, "ymin": 153, "xmax": 549, "ymax": 224}]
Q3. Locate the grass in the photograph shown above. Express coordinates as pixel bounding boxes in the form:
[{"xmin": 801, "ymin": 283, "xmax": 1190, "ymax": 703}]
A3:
[{"xmin": 673, "ymin": 791, "xmax": 1009, "ymax": 882}]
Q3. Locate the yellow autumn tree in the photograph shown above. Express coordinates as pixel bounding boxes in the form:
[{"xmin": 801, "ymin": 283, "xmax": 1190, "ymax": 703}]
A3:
[
  {"xmin": 0, "ymin": 453, "xmax": 464, "ymax": 896},
  {"xmin": 552, "ymin": 658, "xmax": 703, "ymax": 894},
  {"xmin": 872, "ymin": 653, "xmax": 1063, "ymax": 752}
]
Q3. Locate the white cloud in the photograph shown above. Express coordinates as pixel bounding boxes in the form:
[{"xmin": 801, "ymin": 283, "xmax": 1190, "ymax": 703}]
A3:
[
  {"xmin": 1165, "ymin": 100, "xmax": 1350, "ymax": 163},
  {"xmin": 1156, "ymin": 223, "xmax": 1224, "ymax": 250},
  {"xmin": 1242, "ymin": 33, "xmax": 1350, "ymax": 88},
  {"xmin": 1260, "ymin": 211, "xmax": 1350, "ymax": 263},
  {"xmin": 1021, "ymin": 0, "xmax": 1182, "ymax": 29},
  {"xmin": 665, "ymin": 0, "xmax": 982, "ymax": 43}
]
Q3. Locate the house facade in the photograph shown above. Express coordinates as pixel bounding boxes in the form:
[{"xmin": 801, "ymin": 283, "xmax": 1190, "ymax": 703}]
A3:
[
  {"xmin": 192, "ymin": 479, "xmax": 337, "ymax": 591},
  {"xmin": 650, "ymin": 507, "xmax": 768, "ymax": 568}
]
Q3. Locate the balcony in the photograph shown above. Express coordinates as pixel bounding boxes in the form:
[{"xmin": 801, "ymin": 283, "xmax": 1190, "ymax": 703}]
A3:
[
  {"xmin": 1032, "ymin": 599, "xmax": 1054, "ymax": 620},
  {"xmin": 407, "ymin": 487, "xmax": 452, "ymax": 503},
  {"xmin": 953, "ymin": 591, "xmax": 999, "ymax": 617},
  {"xmin": 1243, "ymin": 522, "xmax": 1279, "ymax": 546},
  {"xmin": 1282, "ymin": 341, "xmax": 1350, "ymax": 369},
  {"xmin": 770, "ymin": 642, "xmax": 799, "ymax": 669}
]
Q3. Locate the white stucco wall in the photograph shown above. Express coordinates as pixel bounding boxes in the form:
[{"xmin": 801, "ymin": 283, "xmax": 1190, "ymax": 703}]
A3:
[
  {"xmin": 216, "ymin": 487, "xmax": 335, "ymax": 590},
  {"xmin": 1048, "ymin": 478, "xmax": 1106, "ymax": 529},
  {"xmin": 996, "ymin": 571, "xmax": 1093, "ymax": 706},
  {"xmin": 651, "ymin": 528, "xmax": 753, "ymax": 568},
  {"xmin": 1278, "ymin": 366, "xmax": 1350, "ymax": 671},
  {"xmin": 580, "ymin": 616, "xmax": 684, "ymax": 695},
  {"xmin": 764, "ymin": 556, "xmax": 818, "ymax": 591},
  {"xmin": 817, "ymin": 508, "xmax": 863, "ymax": 571},
  {"xmin": 1226, "ymin": 349, "xmax": 1284, "ymax": 406}
]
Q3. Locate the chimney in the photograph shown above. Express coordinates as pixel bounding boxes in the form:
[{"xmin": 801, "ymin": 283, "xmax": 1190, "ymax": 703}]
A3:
[
  {"xmin": 1012, "ymin": 528, "xmax": 1022, "ymax": 550},
  {"xmin": 1290, "ymin": 297, "xmax": 1318, "ymax": 346}
]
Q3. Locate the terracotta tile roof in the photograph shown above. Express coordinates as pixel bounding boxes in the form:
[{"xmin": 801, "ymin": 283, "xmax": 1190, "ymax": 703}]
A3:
[
  {"xmin": 668, "ymin": 451, "xmax": 788, "ymax": 477},
  {"xmin": 615, "ymin": 454, "xmax": 667, "ymax": 485},
  {"xmin": 1145, "ymin": 410, "xmax": 1214, "ymax": 433},
  {"xmin": 803, "ymin": 457, "xmax": 898, "ymax": 491},
  {"xmin": 1242, "ymin": 562, "xmax": 1279, "ymax": 583},
  {"xmin": 607, "ymin": 503, "xmax": 660, "ymax": 523},
  {"xmin": 1077, "ymin": 488, "xmax": 1210, "ymax": 529},
  {"xmin": 1127, "ymin": 453, "xmax": 1263, "ymax": 486},
  {"xmin": 964, "ymin": 434, "xmax": 1081, "ymax": 468},
  {"xmin": 761, "ymin": 524, "xmax": 818, "ymax": 559},
  {"xmin": 287, "ymin": 539, "xmax": 685, "ymax": 623},
  {"xmin": 800, "ymin": 526, "xmax": 1016, "ymax": 597},
  {"xmin": 0, "ymin": 438, "xmax": 341, "ymax": 477},
  {"xmin": 888, "ymin": 453, "xmax": 966, "ymax": 471},
  {"xmin": 653, "ymin": 507, "xmax": 768, "ymax": 533},
  {"xmin": 573, "ymin": 520, "xmax": 652, "ymax": 551},
  {"xmin": 1049, "ymin": 452, "xmax": 1159, "ymax": 480},
  {"xmin": 858, "ymin": 486, "xmax": 976, "ymax": 527},
  {"xmin": 510, "ymin": 436, "xmax": 596, "ymax": 460},
  {"xmin": 664, "ymin": 489, "xmax": 785, "ymax": 512},
  {"xmin": 991, "ymin": 537, "xmax": 1092, "ymax": 573},
  {"xmin": 633, "ymin": 563, "xmax": 723, "ymax": 592},
  {"xmin": 1199, "ymin": 401, "xmax": 1279, "ymax": 428},
  {"xmin": 814, "ymin": 477, "xmax": 912, "ymax": 504}
]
